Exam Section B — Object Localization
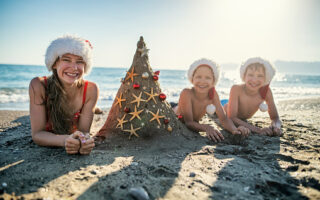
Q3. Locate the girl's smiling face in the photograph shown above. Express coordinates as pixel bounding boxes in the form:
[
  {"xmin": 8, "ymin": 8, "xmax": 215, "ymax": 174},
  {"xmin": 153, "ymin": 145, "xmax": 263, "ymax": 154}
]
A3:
[
  {"xmin": 53, "ymin": 53, "xmax": 85, "ymax": 85},
  {"xmin": 244, "ymin": 64, "xmax": 266, "ymax": 91},
  {"xmin": 192, "ymin": 65, "xmax": 215, "ymax": 94}
]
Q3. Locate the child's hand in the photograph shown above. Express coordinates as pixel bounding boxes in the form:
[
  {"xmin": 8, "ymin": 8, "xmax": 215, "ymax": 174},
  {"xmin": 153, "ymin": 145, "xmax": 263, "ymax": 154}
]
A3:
[
  {"xmin": 233, "ymin": 126, "xmax": 250, "ymax": 137},
  {"xmin": 259, "ymin": 127, "xmax": 273, "ymax": 136},
  {"xmin": 64, "ymin": 131, "xmax": 82, "ymax": 154},
  {"xmin": 271, "ymin": 120, "xmax": 283, "ymax": 136},
  {"xmin": 78, "ymin": 133, "xmax": 95, "ymax": 155},
  {"xmin": 79, "ymin": 138, "xmax": 95, "ymax": 155},
  {"xmin": 206, "ymin": 127, "xmax": 224, "ymax": 142}
]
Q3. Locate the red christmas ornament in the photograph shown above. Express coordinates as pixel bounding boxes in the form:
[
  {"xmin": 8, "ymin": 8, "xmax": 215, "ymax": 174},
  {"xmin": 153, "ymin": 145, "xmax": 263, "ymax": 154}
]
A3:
[
  {"xmin": 152, "ymin": 75, "xmax": 158, "ymax": 81},
  {"xmin": 124, "ymin": 107, "xmax": 130, "ymax": 113},
  {"xmin": 133, "ymin": 83, "xmax": 140, "ymax": 89},
  {"xmin": 164, "ymin": 118, "xmax": 169, "ymax": 124},
  {"xmin": 154, "ymin": 71, "xmax": 160, "ymax": 75},
  {"xmin": 159, "ymin": 93, "xmax": 166, "ymax": 101},
  {"xmin": 177, "ymin": 115, "xmax": 183, "ymax": 120}
]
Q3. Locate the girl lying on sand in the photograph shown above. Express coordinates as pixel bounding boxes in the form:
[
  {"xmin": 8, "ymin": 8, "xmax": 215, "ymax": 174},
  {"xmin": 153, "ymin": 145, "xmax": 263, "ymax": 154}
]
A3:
[{"xmin": 29, "ymin": 35, "xmax": 98, "ymax": 154}]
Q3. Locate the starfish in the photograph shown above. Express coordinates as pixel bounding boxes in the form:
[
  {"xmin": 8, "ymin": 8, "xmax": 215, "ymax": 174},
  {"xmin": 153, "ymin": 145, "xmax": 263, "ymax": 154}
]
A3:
[
  {"xmin": 131, "ymin": 92, "xmax": 146, "ymax": 107},
  {"xmin": 125, "ymin": 66, "xmax": 139, "ymax": 82},
  {"xmin": 115, "ymin": 93, "xmax": 126, "ymax": 108},
  {"xmin": 149, "ymin": 109, "xmax": 165, "ymax": 125},
  {"xmin": 138, "ymin": 46, "xmax": 150, "ymax": 57},
  {"xmin": 116, "ymin": 114, "xmax": 128, "ymax": 130},
  {"xmin": 144, "ymin": 88, "xmax": 159, "ymax": 104},
  {"xmin": 123, "ymin": 124, "xmax": 141, "ymax": 139},
  {"xmin": 129, "ymin": 105, "xmax": 144, "ymax": 121}
]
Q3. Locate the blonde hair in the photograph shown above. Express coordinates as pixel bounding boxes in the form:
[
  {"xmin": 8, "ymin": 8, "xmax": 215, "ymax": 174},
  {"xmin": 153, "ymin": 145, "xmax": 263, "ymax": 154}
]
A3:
[{"xmin": 244, "ymin": 63, "xmax": 266, "ymax": 76}]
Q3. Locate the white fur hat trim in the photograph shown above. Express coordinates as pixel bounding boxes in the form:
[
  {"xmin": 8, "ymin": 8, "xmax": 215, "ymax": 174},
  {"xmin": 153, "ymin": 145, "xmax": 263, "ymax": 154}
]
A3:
[
  {"xmin": 240, "ymin": 57, "xmax": 275, "ymax": 85},
  {"xmin": 45, "ymin": 35, "xmax": 93, "ymax": 74},
  {"xmin": 188, "ymin": 58, "xmax": 220, "ymax": 86}
]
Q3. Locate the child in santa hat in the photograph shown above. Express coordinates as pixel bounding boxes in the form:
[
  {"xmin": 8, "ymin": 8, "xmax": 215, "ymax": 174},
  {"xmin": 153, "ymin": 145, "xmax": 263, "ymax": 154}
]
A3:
[
  {"xmin": 174, "ymin": 58, "xmax": 250, "ymax": 142},
  {"xmin": 29, "ymin": 35, "xmax": 99, "ymax": 154},
  {"xmin": 224, "ymin": 57, "xmax": 282, "ymax": 136}
]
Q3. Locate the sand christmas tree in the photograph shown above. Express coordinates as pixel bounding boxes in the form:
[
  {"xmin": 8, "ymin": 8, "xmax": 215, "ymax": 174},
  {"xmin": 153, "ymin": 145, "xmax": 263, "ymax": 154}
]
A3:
[{"xmin": 97, "ymin": 36, "xmax": 190, "ymax": 139}]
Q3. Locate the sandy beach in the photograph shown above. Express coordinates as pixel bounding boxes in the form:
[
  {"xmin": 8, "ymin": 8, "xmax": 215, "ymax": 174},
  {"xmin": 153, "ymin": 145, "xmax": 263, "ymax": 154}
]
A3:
[{"xmin": 0, "ymin": 97, "xmax": 320, "ymax": 200}]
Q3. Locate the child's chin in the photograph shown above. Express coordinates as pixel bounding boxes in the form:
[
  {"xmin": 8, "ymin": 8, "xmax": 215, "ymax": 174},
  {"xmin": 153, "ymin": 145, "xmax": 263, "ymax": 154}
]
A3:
[{"xmin": 195, "ymin": 87, "xmax": 210, "ymax": 93}]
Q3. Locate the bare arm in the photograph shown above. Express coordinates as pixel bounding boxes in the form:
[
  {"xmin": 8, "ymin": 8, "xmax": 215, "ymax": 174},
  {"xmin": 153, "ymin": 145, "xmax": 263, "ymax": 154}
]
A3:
[
  {"xmin": 265, "ymin": 89, "xmax": 282, "ymax": 136},
  {"xmin": 227, "ymin": 85, "xmax": 262, "ymax": 134},
  {"xmin": 77, "ymin": 82, "xmax": 99, "ymax": 133},
  {"xmin": 29, "ymin": 78, "xmax": 69, "ymax": 146},
  {"xmin": 77, "ymin": 82, "xmax": 99, "ymax": 154},
  {"xmin": 178, "ymin": 89, "xmax": 224, "ymax": 142},
  {"xmin": 214, "ymin": 92, "xmax": 249, "ymax": 135},
  {"xmin": 29, "ymin": 78, "xmax": 81, "ymax": 154},
  {"xmin": 214, "ymin": 92, "xmax": 234, "ymax": 132}
]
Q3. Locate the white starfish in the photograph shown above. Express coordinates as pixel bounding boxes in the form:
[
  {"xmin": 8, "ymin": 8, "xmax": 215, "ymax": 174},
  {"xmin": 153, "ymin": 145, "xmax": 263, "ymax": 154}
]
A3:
[{"xmin": 138, "ymin": 46, "xmax": 150, "ymax": 57}]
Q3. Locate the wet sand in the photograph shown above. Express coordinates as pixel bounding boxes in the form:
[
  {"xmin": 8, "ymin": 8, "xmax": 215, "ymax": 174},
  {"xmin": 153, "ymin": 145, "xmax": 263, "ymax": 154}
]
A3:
[{"xmin": 0, "ymin": 98, "xmax": 319, "ymax": 199}]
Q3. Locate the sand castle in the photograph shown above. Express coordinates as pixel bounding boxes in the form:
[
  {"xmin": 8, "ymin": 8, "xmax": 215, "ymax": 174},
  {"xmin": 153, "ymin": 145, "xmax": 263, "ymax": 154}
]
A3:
[{"xmin": 97, "ymin": 36, "xmax": 190, "ymax": 139}]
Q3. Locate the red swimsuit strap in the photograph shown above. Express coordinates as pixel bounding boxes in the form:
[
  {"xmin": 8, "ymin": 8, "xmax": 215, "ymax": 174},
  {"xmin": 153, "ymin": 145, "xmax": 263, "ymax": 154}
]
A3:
[
  {"xmin": 259, "ymin": 84, "xmax": 269, "ymax": 100},
  {"xmin": 43, "ymin": 76, "xmax": 47, "ymax": 86},
  {"xmin": 208, "ymin": 87, "xmax": 216, "ymax": 100},
  {"xmin": 80, "ymin": 80, "xmax": 89, "ymax": 111}
]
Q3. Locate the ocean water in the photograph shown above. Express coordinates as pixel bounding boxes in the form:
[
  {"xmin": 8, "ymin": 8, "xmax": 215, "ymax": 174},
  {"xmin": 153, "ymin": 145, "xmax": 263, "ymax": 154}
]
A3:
[{"xmin": 0, "ymin": 64, "xmax": 320, "ymax": 111}]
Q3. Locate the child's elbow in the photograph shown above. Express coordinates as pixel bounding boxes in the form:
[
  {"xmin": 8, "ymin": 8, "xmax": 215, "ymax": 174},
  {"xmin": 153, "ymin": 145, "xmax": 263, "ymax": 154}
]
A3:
[
  {"xmin": 31, "ymin": 132, "xmax": 43, "ymax": 146},
  {"xmin": 229, "ymin": 116, "xmax": 237, "ymax": 122},
  {"xmin": 185, "ymin": 121, "xmax": 194, "ymax": 129}
]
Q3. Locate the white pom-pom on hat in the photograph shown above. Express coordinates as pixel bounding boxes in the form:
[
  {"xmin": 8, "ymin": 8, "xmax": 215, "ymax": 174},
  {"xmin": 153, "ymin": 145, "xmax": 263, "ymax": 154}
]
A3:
[
  {"xmin": 240, "ymin": 57, "xmax": 276, "ymax": 85},
  {"xmin": 45, "ymin": 35, "xmax": 93, "ymax": 75},
  {"xmin": 206, "ymin": 104, "xmax": 216, "ymax": 115},
  {"xmin": 259, "ymin": 102, "xmax": 268, "ymax": 112},
  {"xmin": 188, "ymin": 58, "xmax": 220, "ymax": 86}
]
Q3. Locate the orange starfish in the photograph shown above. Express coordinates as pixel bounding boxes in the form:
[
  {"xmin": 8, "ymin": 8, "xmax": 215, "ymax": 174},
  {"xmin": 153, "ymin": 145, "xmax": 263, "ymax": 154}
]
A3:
[
  {"xmin": 144, "ymin": 88, "xmax": 159, "ymax": 104},
  {"xmin": 115, "ymin": 93, "xmax": 126, "ymax": 108},
  {"xmin": 116, "ymin": 114, "xmax": 128, "ymax": 130},
  {"xmin": 123, "ymin": 124, "xmax": 141, "ymax": 139},
  {"xmin": 130, "ymin": 92, "xmax": 146, "ymax": 108},
  {"xmin": 149, "ymin": 109, "xmax": 165, "ymax": 125},
  {"xmin": 125, "ymin": 66, "xmax": 139, "ymax": 82},
  {"xmin": 129, "ymin": 105, "xmax": 144, "ymax": 121}
]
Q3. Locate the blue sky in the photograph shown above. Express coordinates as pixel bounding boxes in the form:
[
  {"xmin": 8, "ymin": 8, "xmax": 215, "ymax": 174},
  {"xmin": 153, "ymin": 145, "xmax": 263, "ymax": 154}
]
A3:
[{"xmin": 0, "ymin": 0, "xmax": 319, "ymax": 69}]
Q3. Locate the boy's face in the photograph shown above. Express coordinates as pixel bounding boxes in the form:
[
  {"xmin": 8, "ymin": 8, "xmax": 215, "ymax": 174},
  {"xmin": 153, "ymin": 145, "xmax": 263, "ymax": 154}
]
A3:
[
  {"xmin": 244, "ymin": 64, "xmax": 266, "ymax": 91},
  {"xmin": 192, "ymin": 65, "xmax": 215, "ymax": 93}
]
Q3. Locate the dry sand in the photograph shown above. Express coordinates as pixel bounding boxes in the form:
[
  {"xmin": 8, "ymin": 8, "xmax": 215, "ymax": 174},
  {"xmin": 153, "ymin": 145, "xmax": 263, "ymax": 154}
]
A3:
[{"xmin": 0, "ymin": 98, "xmax": 320, "ymax": 200}]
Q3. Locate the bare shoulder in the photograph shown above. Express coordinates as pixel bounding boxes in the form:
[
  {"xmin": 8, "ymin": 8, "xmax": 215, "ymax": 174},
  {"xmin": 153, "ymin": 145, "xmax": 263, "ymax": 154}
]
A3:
[
  {"xmin": 179, "ymin": 88, "xmax": 194, "ymax": 100},
  {"xmin": 180, "ymin": 88, "xmax": 193, "ymax": 96},
  {"xmin": 230, "ymin": 84, "xmax": 244, "ymax": 94},
  {"xmin": 85, "ymin": 81, "xmax": 99, "ymax": 99},
  {"xmin": 29, "ymin": 77, "xmax": 45, "ymax": 94},
  {"xmin": 231, "ymin": 84, "xmax": 243, "ymax": 91},
  {"xmin": 265, "ymin": 87, "xmax": 274, "ymax": 101}
]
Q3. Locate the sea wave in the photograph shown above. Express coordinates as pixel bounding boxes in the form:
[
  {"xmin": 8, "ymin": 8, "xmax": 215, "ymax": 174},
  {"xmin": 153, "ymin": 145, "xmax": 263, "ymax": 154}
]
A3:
[{"xmin": 1, "ymin": 65, "xmax": 320, "ymax": 110}]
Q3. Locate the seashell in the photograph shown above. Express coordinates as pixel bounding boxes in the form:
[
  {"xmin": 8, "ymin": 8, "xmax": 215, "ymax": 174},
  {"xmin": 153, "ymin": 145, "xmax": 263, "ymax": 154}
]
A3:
[
  {"xmin": 129, "ymin": 187, "xmax": 150, "ymax": 200},
  {"xmin": 259, "ymin": 102, "xmax": 268, "ymax": 112},
  {"xmin": 167, "ymin": 125, "xmax": 173, "ymax": 132},
  {"xmin": 142, "ymin": 72, "xmax": 149, "ymax": 79},
  {"xmin": 206, "ymin": 104, "xmax": 216, "ymax": 115}
]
